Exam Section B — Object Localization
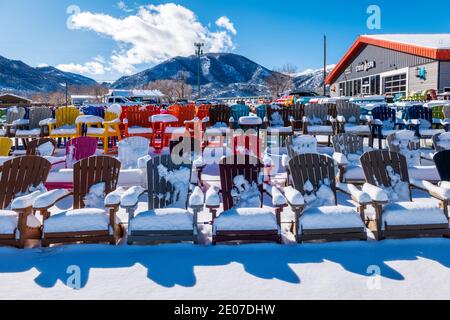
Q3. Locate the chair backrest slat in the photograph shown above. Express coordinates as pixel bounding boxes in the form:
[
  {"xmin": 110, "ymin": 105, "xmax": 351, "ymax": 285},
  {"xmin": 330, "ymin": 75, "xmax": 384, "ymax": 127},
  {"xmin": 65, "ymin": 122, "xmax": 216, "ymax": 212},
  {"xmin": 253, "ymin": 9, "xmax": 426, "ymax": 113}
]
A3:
[
  {"xmin": 219, "ymin": 155, "xmax": 263, "ymax": 211},
  {"xmin": 360, "ymin": 150, "xmax": 410, "ymax": 190},
  {"xmin": 332, "ymin": 133, "xmax": 364, "ymax": 154},
  {"xmin": 147, "ymin": 155, "xmax": 192, "ymax": 210},
  {"xmin": 287, "ymin": 153, "xmax": 337, "ymax": 203},
  {"xmin": 73, "ymin": 156, "xmax": 121, "ymax": 209},
  {"xmin": 0, "ymin": 156, "xmax": 51, "ymax": 209},
  {"xmin": 434, "ymin": 150, "xmax": 450, "ymax": 181}
]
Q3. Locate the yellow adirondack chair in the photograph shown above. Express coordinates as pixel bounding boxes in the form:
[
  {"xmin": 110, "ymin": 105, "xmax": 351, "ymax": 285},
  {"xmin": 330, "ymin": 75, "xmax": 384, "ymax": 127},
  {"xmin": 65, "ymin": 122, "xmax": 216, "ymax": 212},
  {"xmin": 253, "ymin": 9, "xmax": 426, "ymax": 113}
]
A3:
[
  {"xmin": 48, "ymin": 106, "xmax": 81, "ymax": 140},
  {"xmin": 84, "ymin": 105, "xmax": 122, "ymax": 154},
  {"xmin": 0, "ymin": 137, "xmax": 12, "ymax": 156}
]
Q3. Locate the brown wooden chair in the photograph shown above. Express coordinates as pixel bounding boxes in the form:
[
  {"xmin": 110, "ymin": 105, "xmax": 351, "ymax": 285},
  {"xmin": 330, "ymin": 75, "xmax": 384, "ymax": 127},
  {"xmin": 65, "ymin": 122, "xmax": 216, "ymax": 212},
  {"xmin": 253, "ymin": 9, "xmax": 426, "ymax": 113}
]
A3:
[
  {"xmin": 264, "ymin": 105, "xmax": 294, "ymax": 146},
  {"xmin": 120, "ymin": 155, "xmax": 202, "ymax": 244},
  {"xmin": 0, "ymin": 156, "xmax": 51, "ymax": 248},
  {"xmin": 303, "ymin": 104, "xmax": 336, "ymax": 146},
  {"xmin": 206, "ymin": 155, "xmax": 287, "ymax": 244},
  {"xmin": 332, "ymin": 133, "xmax": 368, "ymax": 184},
  {"xmin": 203, "ymin": 105, "xmax": 232, "ymax": 147},
  {"xmin": 287, "ymin": 153, "xmax": 369, "ymax": 242},
  {"xmin": 360, "ymin": 150, "xmax": 450, "ymax": 240},
  {"xmin": 336, "ymin": 101, "xmax": 371, "ymax": 141},
  {"xmin": 26, "ymin": 138, "xmax": 57, "ymax": 156},
  {"xmin": 33, "ymin": 156, "xmax": 124, "ymax": 246}
]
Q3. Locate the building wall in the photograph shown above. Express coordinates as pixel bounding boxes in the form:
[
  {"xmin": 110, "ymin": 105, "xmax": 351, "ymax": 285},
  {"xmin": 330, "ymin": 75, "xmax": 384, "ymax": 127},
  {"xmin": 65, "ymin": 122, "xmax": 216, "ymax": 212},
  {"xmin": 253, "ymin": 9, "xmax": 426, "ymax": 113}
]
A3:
[
  {"xmin": 408, "ymin": 61, "xmax": 439, "ymax": 94},
  {"xmin": 333, "ymin": 44, "xmax": 436, "ymax": 84},
  {"xmin": 439, "ymin": 62, "xmax": 450, "ymax": 91}
]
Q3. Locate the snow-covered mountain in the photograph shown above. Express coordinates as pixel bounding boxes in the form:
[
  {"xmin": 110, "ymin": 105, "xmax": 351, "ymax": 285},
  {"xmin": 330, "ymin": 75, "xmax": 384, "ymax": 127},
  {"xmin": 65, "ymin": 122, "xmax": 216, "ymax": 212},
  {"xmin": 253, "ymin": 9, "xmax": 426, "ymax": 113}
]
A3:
[
  {"xmin": 113, "ymin": 53, "xmax": 334, "ymax": 97},
  {"xmin": 112, "ymin": 53, "xmax": 275, "ymax": 98},
  {"xmin": 0, "ymin": 55, "xmax": 97, "ymax": 93},
  {"xmin": 292, "ymin": 65, "xmax": 336, "ymax": 92}
]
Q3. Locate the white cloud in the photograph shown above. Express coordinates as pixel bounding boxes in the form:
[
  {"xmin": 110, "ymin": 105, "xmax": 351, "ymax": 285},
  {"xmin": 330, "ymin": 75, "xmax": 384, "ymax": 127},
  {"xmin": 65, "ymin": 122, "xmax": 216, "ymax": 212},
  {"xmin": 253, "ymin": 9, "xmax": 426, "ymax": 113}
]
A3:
[
  {"xmin": 68, "ymin": 3, "xmax": 237, "ymax": 75},
  {"xmin": 216, "ymin": 16, "xmax": 236, "ymax": 35},
  {"xmin": 57, "ymin": 60, "xmax": 106, "ymax": 76},
  {"xmin": 37, "ymin": 63, "xmax": 49, "ymax": 68}
]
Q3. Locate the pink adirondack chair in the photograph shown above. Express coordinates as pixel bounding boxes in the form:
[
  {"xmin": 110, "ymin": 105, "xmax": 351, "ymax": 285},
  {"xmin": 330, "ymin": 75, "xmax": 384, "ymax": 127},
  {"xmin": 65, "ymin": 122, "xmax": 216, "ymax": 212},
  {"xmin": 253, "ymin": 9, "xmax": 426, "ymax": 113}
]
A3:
[{"xmin": 46, "ymin": 137, "xmax": 98, "ymax": 190}]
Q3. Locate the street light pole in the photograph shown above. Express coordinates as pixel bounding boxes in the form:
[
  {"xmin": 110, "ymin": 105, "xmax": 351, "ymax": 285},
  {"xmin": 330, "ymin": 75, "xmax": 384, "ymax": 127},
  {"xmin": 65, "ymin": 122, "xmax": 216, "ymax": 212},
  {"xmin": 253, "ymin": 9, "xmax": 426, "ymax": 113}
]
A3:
[{"xmin": 194, "ymin": 42, "xmax": 204, "ymax": 100}]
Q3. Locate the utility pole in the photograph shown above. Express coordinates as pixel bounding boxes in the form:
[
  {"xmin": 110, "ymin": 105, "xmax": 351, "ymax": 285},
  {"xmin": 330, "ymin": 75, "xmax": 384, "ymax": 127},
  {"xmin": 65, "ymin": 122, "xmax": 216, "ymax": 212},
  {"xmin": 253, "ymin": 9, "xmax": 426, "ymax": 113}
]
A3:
[
  {"xmin": 323, "ymin": 34, "xmax": 327, "ymax": 96},
  {"xmin": 65, "ymin": 81, "xmax": 69, "ymax": 106},
  {"xmin": 194, "ymin": 42, "xmax": 204, "ymax": 100}
]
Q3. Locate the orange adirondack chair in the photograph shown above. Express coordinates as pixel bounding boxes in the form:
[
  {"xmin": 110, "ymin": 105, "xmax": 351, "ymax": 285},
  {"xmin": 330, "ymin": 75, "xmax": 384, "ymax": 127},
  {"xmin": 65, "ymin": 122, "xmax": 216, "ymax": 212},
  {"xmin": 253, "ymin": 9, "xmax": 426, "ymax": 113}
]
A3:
[{"xmin": 123, "ymin": 105, "xmax": 160, "ymax": 142}]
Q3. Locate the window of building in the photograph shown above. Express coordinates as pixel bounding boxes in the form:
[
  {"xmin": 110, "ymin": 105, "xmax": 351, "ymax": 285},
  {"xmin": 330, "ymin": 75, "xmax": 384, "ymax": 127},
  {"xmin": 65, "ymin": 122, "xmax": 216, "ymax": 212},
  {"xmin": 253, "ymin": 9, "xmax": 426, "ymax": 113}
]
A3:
[
  {"xmin": 362, "ymin": 77, "xmax": 370, "ymax": 94},
  {"xmin": 383, "ymin": 73, "xmax": 407, "ymax": 96},
  {"xmin": 370, "ymin": 75, "xmax": 380, "ymax": 95},
  {"xmin": 339, "ymin": 82, "xmax": 345, "ymax": 96}
]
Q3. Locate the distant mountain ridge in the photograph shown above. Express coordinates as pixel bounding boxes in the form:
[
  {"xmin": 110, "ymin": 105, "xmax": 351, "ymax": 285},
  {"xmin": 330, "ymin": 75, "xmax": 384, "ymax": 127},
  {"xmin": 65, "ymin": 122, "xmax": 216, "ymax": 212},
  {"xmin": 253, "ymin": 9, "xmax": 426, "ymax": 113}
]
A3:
[
  {"xmin": 0, "ymin": 55, "xmax": 97, "ymax": 93},
  {"xmin": 0, "ymin": 53, "xmax": 334, "ymax": 97},
  {"xmin": 113, "ymin": 53, "xmax": 334, "ymax": 97}
]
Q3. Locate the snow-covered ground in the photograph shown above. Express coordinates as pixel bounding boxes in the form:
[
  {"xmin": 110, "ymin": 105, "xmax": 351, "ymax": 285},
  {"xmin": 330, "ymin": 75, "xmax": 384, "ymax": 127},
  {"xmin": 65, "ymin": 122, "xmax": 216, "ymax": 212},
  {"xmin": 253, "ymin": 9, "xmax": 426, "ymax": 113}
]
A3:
[
  {"xmin": 2, "ymin": 238, "xmax": 450, "ymax": 300},
  {"xmin": 2, "ymin": 136, "xmax": 450, "ymax": 300}
]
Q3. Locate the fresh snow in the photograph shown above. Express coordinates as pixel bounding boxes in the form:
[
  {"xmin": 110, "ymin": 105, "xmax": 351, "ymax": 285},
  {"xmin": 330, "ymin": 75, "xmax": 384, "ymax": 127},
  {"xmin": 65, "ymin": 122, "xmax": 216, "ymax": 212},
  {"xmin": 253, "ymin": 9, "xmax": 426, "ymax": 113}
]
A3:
[
  {"xmin": 206, "ymin": 186, "xmax": 220, "ymax": 207},
  {"xmin": 121, "ymin": 186, "xmax": 146, "ymax": 208},
  {"xmin": 43, "ymin": 208, "xmax": 111, "ymax": 233},
  {"xmin": 231, "ymin": 175, "xmax": 262, "ymax": 208},
  {"xmin": 382, "ymin": 202, "xmax": 448, "ymax": 228},
  {"xmin": 284, "ymin": 187, "xmax": 304, "ymax": 206},
  {"xmin": 300, "ymin": 205, "xmax": 365, "ymax": 232},
  {"xmin": 189, "ymin": 187, "xmax": 204, "ymax": 207},
  {"xmin": 36, "ymin": 142, "xmax": 55, "ymax": 156},
  {"xmin": 105, "ymin": 187, "xmax": 127, "ymax": 206},
  {"xmin": 83, "ymin": 183, "xmax": 106, "ymax": 209},
  {"xmin": 130, "ymin": 208, "xmax": 193, "ymax": 232},
  {"xmin": 214, "ymin": 208, "xmax": 278, "ymax": 232},
  {"xmin": 291, "ymin": 135, "xmax": 317, "ymax": 155},
  {"xmin": 34, "ymin": 189, "xmax": 70, "ymax": 209},
  {"xmin": 362, "ymin": 183, "xmax": 389, "ymax": 202},
  {"xmin": 0, "ymin": 210, "xmax": 41, "ymax": 235}
]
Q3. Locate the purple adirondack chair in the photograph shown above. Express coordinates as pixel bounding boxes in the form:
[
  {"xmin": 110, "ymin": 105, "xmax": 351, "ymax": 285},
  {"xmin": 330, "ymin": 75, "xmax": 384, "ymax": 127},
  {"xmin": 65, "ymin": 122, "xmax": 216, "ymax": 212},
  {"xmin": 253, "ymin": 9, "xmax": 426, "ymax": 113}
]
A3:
[{"xmin": 46, "ymin": 137, "xmax": 98, "ymax": 190}]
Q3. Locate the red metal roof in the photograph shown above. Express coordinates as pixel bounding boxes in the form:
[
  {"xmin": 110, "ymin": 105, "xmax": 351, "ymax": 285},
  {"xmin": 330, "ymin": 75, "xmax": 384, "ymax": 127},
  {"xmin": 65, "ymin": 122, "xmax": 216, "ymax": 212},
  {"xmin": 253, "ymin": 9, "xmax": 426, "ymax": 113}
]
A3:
[{"xmin": 325, "ymin": 35, "xmax": 450, "ymax": 85}]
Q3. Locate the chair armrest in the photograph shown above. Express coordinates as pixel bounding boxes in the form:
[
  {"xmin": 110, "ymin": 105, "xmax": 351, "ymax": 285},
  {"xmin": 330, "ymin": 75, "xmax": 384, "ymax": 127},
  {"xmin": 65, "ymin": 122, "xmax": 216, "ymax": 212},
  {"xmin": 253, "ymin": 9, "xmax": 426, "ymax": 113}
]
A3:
[
  {"xmin": 410, "ymin": 179, "xmax": 450, "ymax": 201},
  {"xmin": 11, "ymin": 190, "xmax": 46, "ymax": 210},
  {"xmin": 33, "ymin": 189, "xmax": 72, "ymax": 211},
  {"xmin": 284, "ymin": 186, "xmax": 305, "ymax": 207},
  {"xmin": 10, "ymin": 119, "xmax": 29, "ymax": 127},
  {"xmin": 120, "ymin": 186, "xmax": 147, "ymax": 209},
  {"xmin": 371, "ymin": 119, "xmax": 383, "ymax": 126},
  {"xmin": 189, "ymin": 186, "xmax": 205, "ymax": 210},
  {"xmin": 39, "ymin": 118, "xmax": 56, "ymax": 127},
  {"xmin": 362, "ymin": 183, "xmax": 389, "ymax": 203},
  {"xmin": 332, "ymin": 152, "xmax": 349, "ymax": 166},
  {"xmin": 327, "ymin": 115, "xmax": 336, "ymax": 123},
  {"xmin": 336, "ymin": 183, "xmax": 371, "ymax": 205},
  {"xmin": 281, "ymin": 154, "xmax": 291, "ymax": 169},
  {"xmin": 263, "ymin": 183, "xmax": 287, "ymax": 208},
  {"xmin": 205, "ymin": 186, "xmax": 220, "ymax": 208},
  {"xmin": 105, "ymin": 187, "xmax": 127, "ymax": 208},
  {"xmin": 336, "ymin": 115, "xmax": 346, "ymax": 123},
  {"xmin": 302, "ymin": 116, "xmax": 311, "ymax": 124},
  {"xmin": 103, "ymin": 119, "xmax": 121, "ymax": 126}
]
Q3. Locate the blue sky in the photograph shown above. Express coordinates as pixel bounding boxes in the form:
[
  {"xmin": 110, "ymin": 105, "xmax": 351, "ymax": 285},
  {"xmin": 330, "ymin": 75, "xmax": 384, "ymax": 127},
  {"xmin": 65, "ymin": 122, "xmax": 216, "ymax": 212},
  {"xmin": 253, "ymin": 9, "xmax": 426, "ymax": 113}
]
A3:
[{"xmin": 0, "ymin": 0, "xmax": 449, "ymax": 82}]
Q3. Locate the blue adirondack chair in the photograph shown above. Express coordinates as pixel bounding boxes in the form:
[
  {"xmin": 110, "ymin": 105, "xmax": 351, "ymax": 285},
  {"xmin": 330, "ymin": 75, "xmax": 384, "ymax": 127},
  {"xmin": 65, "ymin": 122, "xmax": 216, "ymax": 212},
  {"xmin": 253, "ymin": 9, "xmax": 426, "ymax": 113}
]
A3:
[
  {"xmin": 403, "ymin": 105, "xmax": 444, "ymax": 138},
  {"xmin": 256, "ymin": 104, "xmax": 268, "ymax": 121},
  {"xmin": 230, "ymin": 104, "xmax": 250, "ymax": 129},
  {"xmin": 81, "ymin": 105, "xmax": 106, "ymax": 118},
  {"xmin": 371, "ymin": 106, "xmax": 397, "ymax": 148}
]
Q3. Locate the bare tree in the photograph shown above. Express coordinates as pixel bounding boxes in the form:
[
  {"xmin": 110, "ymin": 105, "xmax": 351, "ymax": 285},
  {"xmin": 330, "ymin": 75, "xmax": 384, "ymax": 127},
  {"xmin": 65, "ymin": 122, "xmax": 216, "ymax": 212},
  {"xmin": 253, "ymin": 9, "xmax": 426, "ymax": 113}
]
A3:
[
  {"xmin": 145, "ymin": 77, "xmax": 192, "ymax": 102},
  {"xmin": 265, "ymin": 64, "xmax": 296, "ymax": 99}
]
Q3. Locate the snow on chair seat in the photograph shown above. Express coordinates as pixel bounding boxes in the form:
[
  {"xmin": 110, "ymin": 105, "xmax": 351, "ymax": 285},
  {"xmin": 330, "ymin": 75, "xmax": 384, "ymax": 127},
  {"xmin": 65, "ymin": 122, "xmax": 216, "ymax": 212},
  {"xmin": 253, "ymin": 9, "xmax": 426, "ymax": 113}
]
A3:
[
  {"xmin": 267, "ymin": 126, "xmax": 293, "ymax": 134},
  {"xmin": 344, "ymin": 125, "xmax": 371, "ymax": 134},
  {"xmin": 299, "ymin": 205, "xmax": 365, "ymax": 234},
  {"xmin": 87, "ymin": 127, "xmax": 117, "ymax": 135},
  {"xmin": 129, "ymin": 208, "xmax": 194, "ymax": 232},
  {"xmin": 214, "ymin": 208, "xmax": 278, "ymax": 232},
  {"xmin": 51, "ymin": 125, "xmax": 77, "ymax": 135},
  {"xmin": 0, "ymin": 210, "xmax": 41, "ymax": 235},
  {"xmin": 306, "ymin": 125, "xmax": 334, "ymax": 134},
  {"xmin": 43, "ymin": 208, "xmax": 117, "ymax": 234},
  {"xmin": 381, "ymin": 202, "xmax": 449, "ymax": 231},
  {"xmin": 419, "ymin": 128, "xmax": 445, "ymax": 138},
  {"xmin": 15, "ymin": 128, "xmax": 41, "ymax": 137},
  {"xmin": 128, "ymin": 126, "xmax": 153, "ymax": 135}
]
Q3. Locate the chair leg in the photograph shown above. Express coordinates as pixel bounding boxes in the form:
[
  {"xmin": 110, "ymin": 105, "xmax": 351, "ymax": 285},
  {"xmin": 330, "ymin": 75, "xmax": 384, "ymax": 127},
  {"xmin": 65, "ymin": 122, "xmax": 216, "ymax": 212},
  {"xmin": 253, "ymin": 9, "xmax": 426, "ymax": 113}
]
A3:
[{"xmin": 103, "ymin": 137, "xmax": 108, "ymax": 154}]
